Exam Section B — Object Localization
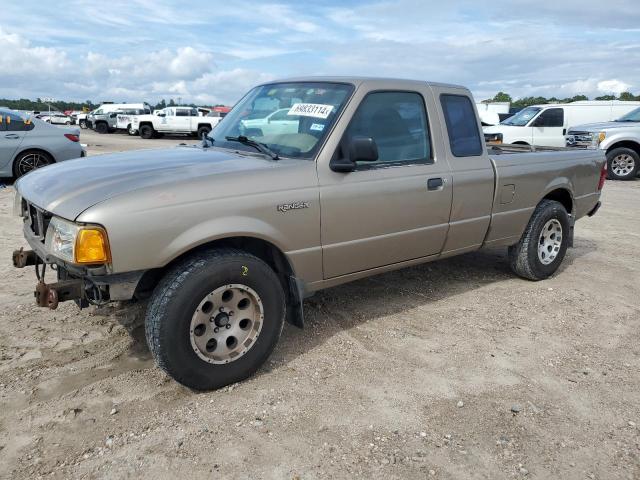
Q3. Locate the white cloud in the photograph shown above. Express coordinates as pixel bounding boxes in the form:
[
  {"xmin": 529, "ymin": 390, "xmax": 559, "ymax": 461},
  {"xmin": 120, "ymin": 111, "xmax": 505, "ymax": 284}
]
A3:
[{"xmin": 597, "ymin": 79, "xmax": 632, "ymax": 95}]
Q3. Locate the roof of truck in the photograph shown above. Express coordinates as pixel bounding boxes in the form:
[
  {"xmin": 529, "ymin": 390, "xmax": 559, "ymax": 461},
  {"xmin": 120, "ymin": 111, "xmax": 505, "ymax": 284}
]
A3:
[{"xmin": 257, "ymin": 76, "xmax": 467, "ymax": 91}]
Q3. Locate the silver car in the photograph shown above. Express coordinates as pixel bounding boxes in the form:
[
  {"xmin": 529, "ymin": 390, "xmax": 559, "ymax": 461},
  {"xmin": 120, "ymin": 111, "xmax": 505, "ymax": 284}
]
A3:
[{"xmin": 0, "ymin": 109, "xmax": 85, "ymax": 178}]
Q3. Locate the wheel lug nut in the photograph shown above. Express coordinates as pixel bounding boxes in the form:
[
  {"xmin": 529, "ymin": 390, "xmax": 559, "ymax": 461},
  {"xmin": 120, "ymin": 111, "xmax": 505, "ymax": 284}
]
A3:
[
  {"xmin": 214, "ymin": 327, "xmax": 219, "ymax": 333},
  {"xmin": 225, "ymin": 324, "xmax": 231, "ymax": 329}
]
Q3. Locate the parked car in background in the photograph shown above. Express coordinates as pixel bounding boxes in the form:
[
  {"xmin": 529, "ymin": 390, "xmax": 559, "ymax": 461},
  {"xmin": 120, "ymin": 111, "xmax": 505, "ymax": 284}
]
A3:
[
  {"xmin": 566, "ymin": 106, "xmax": 640, "ymax": 180},
  {"xmin": 132, "ymin": 106, "xmax": 222, "ymax": 139},
  {"xmin": 87, "ymin": 103, "xmax": 152, "ymax": 134},
  {"xmin": 11, "ymin": 77, "xmax": 605, "ymax": 390},
  {"xmin": 38, "ymin": 113, "xmax": 73, "ymax": 125},
  {"xmin": 476, "ymin": 102, "xmax": 510, "ymax": 126},
  {"xmin": 484, "ymin": 100, "xmax": 640, "ymax": 147},
  {"xmin": 0, "ymin": 108, "xmax": 84, "ymax": 178},
  {"xmin": 115, "ymin": 107, "xmax": 153, "ymax": 135},
  {"xmin": 240, "ymin": 107, "xmax": 300, "ymax": 136}
]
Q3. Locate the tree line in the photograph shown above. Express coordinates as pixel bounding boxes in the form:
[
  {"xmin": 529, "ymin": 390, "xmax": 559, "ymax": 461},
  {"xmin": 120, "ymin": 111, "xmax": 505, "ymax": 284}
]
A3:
[{"xmin": 484, "ymin": 91, "xmax": 640, "ymax": 107}]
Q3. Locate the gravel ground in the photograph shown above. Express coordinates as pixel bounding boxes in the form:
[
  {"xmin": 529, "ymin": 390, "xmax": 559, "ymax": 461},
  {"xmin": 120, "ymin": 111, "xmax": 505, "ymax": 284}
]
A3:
[{"xmin": 0, "ymin": 130, "xmax": 638, "ymax": 479}]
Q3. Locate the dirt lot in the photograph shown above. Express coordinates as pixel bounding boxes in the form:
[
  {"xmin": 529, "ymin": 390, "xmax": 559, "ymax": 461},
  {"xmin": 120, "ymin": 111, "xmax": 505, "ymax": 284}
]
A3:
[{"xmin": 0, "ymin": 131, "xmax": 638, "ymax": 479}]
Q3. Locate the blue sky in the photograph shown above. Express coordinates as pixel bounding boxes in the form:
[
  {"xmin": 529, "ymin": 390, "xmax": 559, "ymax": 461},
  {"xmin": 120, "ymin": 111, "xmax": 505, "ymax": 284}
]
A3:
[{"xmin": 1, "ymin": 0, "xmax": 639, "ymax": 105}]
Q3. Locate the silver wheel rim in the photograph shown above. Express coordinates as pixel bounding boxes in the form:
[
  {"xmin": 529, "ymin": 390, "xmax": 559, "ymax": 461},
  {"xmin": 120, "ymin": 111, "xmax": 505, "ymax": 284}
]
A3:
[
  {"xmin": 17, "ymin": 153, "xmax": 51, "ymax": 176},
  {"xmin": 189, "ymin": 284, "xmax": 264, "ymax": 364},
  {"xmin": 538, "ymin": 219, "xmax": 563, "ymax": 265},
  {"xmin": 611, "ymin": 154, "xmax": 635, "ymax": 177}
]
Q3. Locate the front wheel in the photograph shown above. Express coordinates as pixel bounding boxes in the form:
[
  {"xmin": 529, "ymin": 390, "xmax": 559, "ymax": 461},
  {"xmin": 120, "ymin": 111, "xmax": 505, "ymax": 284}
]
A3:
[
  {"xmin": 508, "ymin": 200, "xmax": 570, "ymax": 281},
  {"xmin": 127, "ymin": 125, "xmax": 138, "ymax": 136},
  {"xmin": 95, "ymin": 122, "xmax": 109, "ymax": 134},
  {"xmin": 197, "ymin": 126, "xmax": 211, "ymax": 140},
  {"xmin": 606, "ymin": 147, "xmax": 639, "ymax": 180},
  {"xmin": 79, "ymin": 120, "xmax": 87, "ymax": 129},
  {"xmin": 139, "ymin": 124, "xmax": 154, "ymax": 139},
  {"xmin": 145, "ymin": 248, "xmax": 285, "ymax": 390}
]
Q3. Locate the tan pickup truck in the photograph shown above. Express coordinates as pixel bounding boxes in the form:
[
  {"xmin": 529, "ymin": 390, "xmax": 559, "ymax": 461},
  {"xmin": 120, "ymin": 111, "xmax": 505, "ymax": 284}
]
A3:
[{"xmin": 12, "ymin": 77, "xmax": 606, "ymax": 390}]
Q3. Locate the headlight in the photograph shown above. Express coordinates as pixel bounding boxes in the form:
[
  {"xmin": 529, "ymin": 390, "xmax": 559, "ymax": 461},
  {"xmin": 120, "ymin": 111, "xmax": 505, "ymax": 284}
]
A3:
[
  {"xmin": 484, "ymin": 133, "xmax": 503, "ymax": 144},
  {"xmin": 13, "ymin": 191, "xmax": 23, "ymax": 217},
  {"xmin": 45, "ymin": 217, "xmax": 111, "ymax": 264}
]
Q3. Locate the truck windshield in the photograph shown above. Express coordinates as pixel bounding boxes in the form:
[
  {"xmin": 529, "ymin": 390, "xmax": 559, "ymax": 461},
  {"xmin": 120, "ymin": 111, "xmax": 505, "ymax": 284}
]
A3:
[
  {"xmin": 209, "ymin": 82, "xmax": 354, "ymax": 159},
  {"xmin": 501, "ymin": 107, "xmax": 542, "ymax": 126},
  {"xmin": 615, "ymin": 107, "xmax": 640, "ymax": 122}
]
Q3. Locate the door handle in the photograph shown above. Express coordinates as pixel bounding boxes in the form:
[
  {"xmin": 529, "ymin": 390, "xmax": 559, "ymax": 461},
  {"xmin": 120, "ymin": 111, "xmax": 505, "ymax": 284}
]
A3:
[
  {"xmin": 5, "ymin": 134, "xmax": 20, "ymax": 139},
  {"xmin": 427, "ymin": 177, "xmax": 444, "ymax": 190}
]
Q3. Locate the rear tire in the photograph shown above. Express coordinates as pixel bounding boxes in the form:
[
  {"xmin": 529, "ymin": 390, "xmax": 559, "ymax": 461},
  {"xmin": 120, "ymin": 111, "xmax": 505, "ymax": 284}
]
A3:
[
  {"xmin": 606, "ymin": 147, "xmax": 639, "ymax": 180},
  {"xmin": 140, "ymin": 124, "xmax": 154, "ymax": 139},
  {"xmin": 508, "ymin": 200, "xmax": 570, "ymax": 281},
  {"xmin": 197, "ymin": 126, "xmax": 211, "ymax": 140},
  {"xmin": 95, "ymin": 122, "xmax": 109, "ymax": 134},
  {"xmin": 145, "ymin": 248, "xmax": 285, "ymax": 390},
  {"xmin": 13, "ymin": 150, "xmax": 54, "ymax": 178}
]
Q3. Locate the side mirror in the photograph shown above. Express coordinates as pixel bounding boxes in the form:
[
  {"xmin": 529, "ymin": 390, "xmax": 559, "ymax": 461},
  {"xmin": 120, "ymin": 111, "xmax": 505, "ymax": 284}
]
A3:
[
  {"xmin": 158, "ymin": 113, "xmax": 166, "ymax": 117},
  {"xmin": 330, "ymin": 136, "xmax": 378, "ymax": 173},
  {"xmin": 349, "ymin": 136, "xmax": 378, "ymax": 162}
]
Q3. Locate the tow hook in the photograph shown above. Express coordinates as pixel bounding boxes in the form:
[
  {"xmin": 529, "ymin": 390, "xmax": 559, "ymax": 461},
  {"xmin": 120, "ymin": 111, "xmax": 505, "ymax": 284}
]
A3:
[
  {"xmin": 12, "ymin": 248, "xmax": 37, "ymax": 268},
  {"xmin": 34, "ymin": 280, "xmax": 84, "ymax": 310}
]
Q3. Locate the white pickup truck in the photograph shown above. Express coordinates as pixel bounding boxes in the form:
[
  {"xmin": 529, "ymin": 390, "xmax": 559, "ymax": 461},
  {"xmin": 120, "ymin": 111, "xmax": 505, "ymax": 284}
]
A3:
[{"xmin": 132, "ymin": 107, "xmax": 222, "ymax": 139}]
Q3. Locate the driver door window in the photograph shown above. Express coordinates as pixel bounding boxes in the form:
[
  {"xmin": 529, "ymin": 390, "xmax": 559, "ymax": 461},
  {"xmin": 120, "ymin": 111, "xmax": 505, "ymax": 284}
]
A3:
[{"xmin": 345, "ymin": 91, "xmax": 431, "ymax": 167}]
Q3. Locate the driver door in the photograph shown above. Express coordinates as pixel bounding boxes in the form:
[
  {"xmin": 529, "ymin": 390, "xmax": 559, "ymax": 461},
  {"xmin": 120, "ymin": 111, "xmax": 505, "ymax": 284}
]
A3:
[
  {"xmin": 318, "ymin": 89, "xmax": 452, "ymax": 278},
  {"xmin": 532, "ymin": 108, "xmax": 565, "ymax": 146}
]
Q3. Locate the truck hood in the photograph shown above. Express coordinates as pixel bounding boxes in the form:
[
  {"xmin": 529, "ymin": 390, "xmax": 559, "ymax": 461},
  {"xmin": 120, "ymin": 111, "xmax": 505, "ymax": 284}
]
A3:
[
  {"xmin": 16, "ymin": 146, "xmax": 285, "ymax": 220},
  {"xmin": 568, "ymin": 121, "xmax": 640, "ymax": 133}
]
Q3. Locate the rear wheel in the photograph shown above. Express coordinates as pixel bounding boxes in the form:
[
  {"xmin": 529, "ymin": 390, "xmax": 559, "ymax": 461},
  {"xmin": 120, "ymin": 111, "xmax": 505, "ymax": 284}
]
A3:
[
  {"xmin": 197, "ymin": 125, "xmax": 211, "ymax": 140},
  {"xmin": 508, "ymin": 200, "xmax": 570, "ymax": 280},
  {"xmin": 145, "ymin": 248, "xmax": 285, "ymax": 390},
  {"xmin": 65, "ymin": 121, "xmax": 71, "ymax": 125},
  {"xmin": 127, "ymin": 125, "xmax": 137, "ymax": 136},
  {"xmin": 140, "ymin": 124, "xmax": 154, "ymax": 139},
  {"xmin": 95, "ymin": 122, "xmax": 109, "ymax": 134},
  {"xmin": 13, "ymin": 150, "xmax": 54, "ymax": 178},
  {"xmin": 606, "ymin": 147, "xmax": 639, "ymax": 180}
]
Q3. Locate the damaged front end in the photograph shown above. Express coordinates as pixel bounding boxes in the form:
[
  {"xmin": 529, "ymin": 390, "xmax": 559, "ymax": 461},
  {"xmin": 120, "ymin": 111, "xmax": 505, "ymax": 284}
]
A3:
[{"xmin": 12, "ymin": 194, "xmax": 142, "ymax": 310}]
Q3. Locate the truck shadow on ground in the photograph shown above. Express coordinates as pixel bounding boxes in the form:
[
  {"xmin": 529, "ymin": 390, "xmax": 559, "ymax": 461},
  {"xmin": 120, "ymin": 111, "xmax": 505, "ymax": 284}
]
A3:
[{"xmin": 103, "ymin": 241, "xmax": 596, "ymax": 387}]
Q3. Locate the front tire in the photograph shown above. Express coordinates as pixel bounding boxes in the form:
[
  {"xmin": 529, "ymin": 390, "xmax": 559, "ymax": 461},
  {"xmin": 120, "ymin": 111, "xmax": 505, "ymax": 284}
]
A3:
[
  {"xmin": 140, "ymin": 124, "xmax": 154, "ymax": 139},
  {"xmin": 79, "ymin": 120, "xmax": 87, "ymax": 129},
  {"xmin": 127, "ymin": 125, "xmax": 137, "ymax": 136},
  {"xmin": 508, "ymin": 200, "xmax": 570, "ymax": 280},
  {"xmin": 95, "ymin": 122, "xmax": 109, "ymax": 134},
  {"xmin": 145, "ymin": 248, "xmax": 285, "ymax": 390},
  {"xmin": 197, "ymin": 125, "xmax": 211, "ymax": 140},
  {"xmin": 606, "ymin": 147, "xmax": 639, "ymax": 180}
]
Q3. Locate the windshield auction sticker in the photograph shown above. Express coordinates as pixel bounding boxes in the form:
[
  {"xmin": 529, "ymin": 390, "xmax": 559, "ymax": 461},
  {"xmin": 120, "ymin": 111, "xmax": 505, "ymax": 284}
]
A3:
[{"xmin": 288, "ymin": 103, "xmax": 333, "ymax": 119}]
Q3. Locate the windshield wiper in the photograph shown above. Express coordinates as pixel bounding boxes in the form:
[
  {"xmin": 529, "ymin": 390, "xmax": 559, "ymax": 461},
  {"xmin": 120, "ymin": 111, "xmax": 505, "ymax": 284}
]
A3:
[
  {"xmin": 225, "ymin": 135, "xmax": 279, "ymax": 160},
  {"xmin": 201, "ymin": 133, "xmax": 215, "ymax": 148}
]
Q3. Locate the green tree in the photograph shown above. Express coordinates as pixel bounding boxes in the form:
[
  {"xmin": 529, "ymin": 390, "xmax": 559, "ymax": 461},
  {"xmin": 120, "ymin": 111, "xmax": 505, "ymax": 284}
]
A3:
[
  {"xmin": 485, "ymin": 91, "xmax": 512, "ymax": 103},
  {"xmin": 594, "ymin": 94, "xmax": 616, "ymax": 101},
  {"xmin": 618, "ymin": 91, "xmax": 638, "ymax": 101}
]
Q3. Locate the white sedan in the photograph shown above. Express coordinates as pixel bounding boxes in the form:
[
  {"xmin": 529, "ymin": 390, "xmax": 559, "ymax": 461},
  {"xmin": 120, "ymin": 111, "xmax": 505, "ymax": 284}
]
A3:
[
  {"xmin": 38, "ymin": 113, "xmax": 72, "ymax": 125},
  {"xmin": 240, "ymin": 108, "xmax": 300, "ymax": 136}
]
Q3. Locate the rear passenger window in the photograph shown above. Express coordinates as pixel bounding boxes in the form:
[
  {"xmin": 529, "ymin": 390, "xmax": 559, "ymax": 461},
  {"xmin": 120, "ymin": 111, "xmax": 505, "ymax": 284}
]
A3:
[
  {"xmin": 346, "ymin": 91, "xmax": 431, "ymax": 165},
  {"xmin": 4, "ymin": 111, "xmax": 34, "ymax": 132},
  {"xmin": 440, "ymin": 94, "xmax": 482, "ymax": 157}
]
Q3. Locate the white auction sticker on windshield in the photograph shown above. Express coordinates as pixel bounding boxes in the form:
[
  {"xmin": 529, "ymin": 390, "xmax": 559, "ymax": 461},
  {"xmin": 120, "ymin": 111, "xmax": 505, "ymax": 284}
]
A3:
[{"xmin": 288, "ymin": 103, "xmax": 333, "ymax": 119}]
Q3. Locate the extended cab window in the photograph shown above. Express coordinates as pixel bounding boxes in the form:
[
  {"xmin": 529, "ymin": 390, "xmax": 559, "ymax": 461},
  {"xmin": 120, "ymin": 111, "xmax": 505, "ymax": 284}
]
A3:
[
  {"xmin": 346, "ymin": 91, "xmax": 431, "ymax": 165},
  {"xmin": 534, "ymin": 108, "xmax": 564, "ymax": 127},
  {"xmin": 440, "ymin": 94, "xmax": 482, "ymax": 157}
]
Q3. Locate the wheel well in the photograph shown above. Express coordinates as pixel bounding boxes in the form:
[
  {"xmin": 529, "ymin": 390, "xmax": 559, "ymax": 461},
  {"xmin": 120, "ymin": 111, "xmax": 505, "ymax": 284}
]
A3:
[
  {"xmin": 197, "ymin": 123, "xmax": 211, "ymax": 130},
  {"xmin": 543, "ymin": 188, "xmax": 573, "ymax": 214},
  {"xmin": 606, "ymin": 141, "xmax": 640, "ymax": 157},
  {"xmin": 512, "ymin": 141, "xmax": 530, "ymax": 145},
  {"xmin": 139, "ymin": 121, "xmax": 153, "ymax": 128},
  {"xmin": 135, "ymin": 236, "xmax": 295, "ymax": 300}
]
